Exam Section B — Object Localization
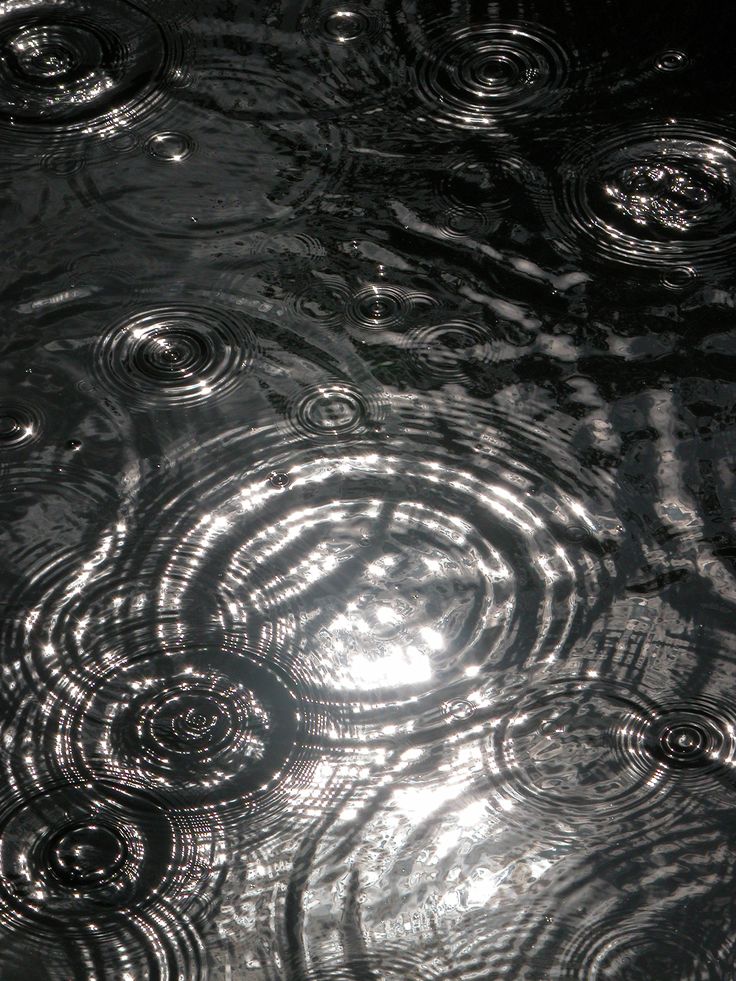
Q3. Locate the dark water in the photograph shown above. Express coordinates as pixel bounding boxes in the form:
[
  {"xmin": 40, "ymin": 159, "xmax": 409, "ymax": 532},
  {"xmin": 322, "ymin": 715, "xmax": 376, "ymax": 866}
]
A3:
[{"xmin": 1, "ymin": 0, "xmax": 735, "ymax": 977}]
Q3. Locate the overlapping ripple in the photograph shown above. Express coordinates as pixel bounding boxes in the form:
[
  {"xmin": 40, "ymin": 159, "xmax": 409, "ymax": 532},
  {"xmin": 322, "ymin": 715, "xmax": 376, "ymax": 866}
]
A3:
[
  {"xmin": 383, "ymin": 147, "xmax": 551, "ymax": 255},
  {"xmin": 436, "ymin": 156, "xmax": 524, "ymax": 238},
  {"xmin": 346, "ymin": 283, "xmax": 420, "ymax": 331},
  {"xmin": 447, "ymin": 887, "xmax": 736, "ymax": 980},
  {"xmin": 272, "ymin": 737, "xmax": 568, "ymax": 980},
  {"xmin": 291, "ymin": 272, "xmax": 352, "ymax": 328},
  {"xmin": 187, "ymin": 0, "xmax": 405, "ymax": 122},
  {"xmin": 555, "ymin": 119, "xmax": 736, "ymax": 272},
  {"xmin": 0, "ymin": 460, "xmax": 122, "ymax": 588},
  {"xmin": 487, "ymin": 678, "xmax": 673, "ymax": 839},
  {"xmin": 286, "ymin": 381, "xmax": 379, "ymax": 438},
  {"xmin": 284, "ymin": 794, "xmax": 736, "ymax": 980},
  {"xmin": 558, "ymin": 912, "xmax": 727, "ymax": 979},
  {"xmin": 0, "ymin": 779, "xmax": 223, "ymax": 977},
  {"xmin": 637, "ymin": 696, "xmax": 736, "ymax": 787},
  {"xmin": 0, "ymin": 0, "xmax": 183, "ymax": 146},
  {"xmin": 403, "ymin": 320, "xmax": 494, "ymax": 380},
  {"xmin": 2, "ymin": 0, "xmax": 734, "ymax": 974},
  {"xmin": 11, "ymin": 626, "xmax": 339, "ymax": 837},
  {"xmin": 484, "ymin": 813, "xmax": 736, "ymax": 977},
  {"xmin": 70, "ymin": 111, "xmax": 350, "ymax": 245},
  {"xmin": 80, "ymin": 391, "xmax": 614, "ymax": 740}
]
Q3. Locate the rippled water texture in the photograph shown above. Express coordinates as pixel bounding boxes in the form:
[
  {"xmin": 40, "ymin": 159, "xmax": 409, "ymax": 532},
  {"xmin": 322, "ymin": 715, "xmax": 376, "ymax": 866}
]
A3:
[{"xmin": 1, "ymin": 0, "xmax": 736, "ymax": 977}]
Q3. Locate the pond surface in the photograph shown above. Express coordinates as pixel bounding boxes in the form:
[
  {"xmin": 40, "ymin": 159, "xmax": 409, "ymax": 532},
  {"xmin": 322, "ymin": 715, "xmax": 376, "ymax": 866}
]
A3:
[{"xmin": 0, "ymin": 0, "xmax": 735, "ymax": 977}]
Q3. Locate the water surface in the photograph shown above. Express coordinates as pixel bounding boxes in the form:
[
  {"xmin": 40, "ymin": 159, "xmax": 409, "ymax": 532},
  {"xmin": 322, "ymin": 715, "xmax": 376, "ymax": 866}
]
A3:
[{"xmin": 0, "ymin": 0, "xmax": 735, "ymax": 977}]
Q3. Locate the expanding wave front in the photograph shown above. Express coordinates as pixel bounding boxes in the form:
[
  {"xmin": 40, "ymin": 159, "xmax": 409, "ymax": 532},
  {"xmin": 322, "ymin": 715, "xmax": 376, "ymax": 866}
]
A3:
[{"xmin": 0, "ymin": 0, "xmax": 735, "ymax": 977}]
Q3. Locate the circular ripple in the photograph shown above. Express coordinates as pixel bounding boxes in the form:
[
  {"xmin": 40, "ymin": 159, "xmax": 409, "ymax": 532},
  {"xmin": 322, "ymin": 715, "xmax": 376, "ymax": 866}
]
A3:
[
  {"xmin": 48, "ymin": 821, "xmax": 127, "ymax": 887},
  {"xmin": 448, "ymin": 884, "xmax": 736, "ymax": 981},
  {"xmin": 287, "ymin": 382, "xmax": 374, "ymax": 437},
  {"xmin": 0, "ymin": 780, "xmax": 222, "ymax": 974},
  {"xmin": 655, "ymin": 49, "xmax": 689, "ymax": 72},
  {"xmin": 321, "ymin": 8, "xmax": 372, "ymax": 43},
  {"xmin": 0, "ymin": 461, "xmax": 120, "ymax": 598},
  {"xmin": 200, "ymin": 0, "xmax": 402, "ymax": 122},
  {"xmin": 268, "ymin": 470, "xmax": 291, "ymax": 489},
  {"xmin": 439, "ymin": 153, "xmax": 543, "ymax": 221},
  {"xmin": 661, "ymin": 264, "xmax": 697, "ymax": 290},
  {"xmin": 346, "ymin": 284, "xmax": 438, "ymax": 335},
  {"xmin": 145, "ymin": 130, "xmax": 195, "ymax": 161},
  {"xmin": 300, "ymin": 947, "xmax": 436, "ymax": 981},
  {"xmin": 73, "ymin": 113, "xmax": 348, "ymax": 242},
  {"xmin": 404, "ymin": 321, "xmax": 493, "ymax": 379},
  {"xmin": 0, "ymin": 400, "xmax": 43, "ymax": 449},
  {"xmin": 557, "ymin": 120, "xmax": 736, "ymax": 271},
  {"xmin": 0, "ymin": 0, "xmax": 180, "ymax": 141},
  {"xmin": 411, "ymin": 21, "xmax": 570, "ymax": 129},
  {"xmin": 0, "ymin": 931, "xmax": 92, "ymax": 981},
  {"xmin": 274, "ymin": 753, "xmax": 564, "ymax": 981},
  {"xmin": 212, "ymin": 467, "xmax": 519, "ymax": 700},
  {"xmin": 17, "ymin": 627, "xmax": 338, "ymax": 837},
  {"xmin": 444, "ymin": 697, "xmax": 475, "ymax": 721},
  {"xmin": 488, "ymin": 679, "xmax": 670, "ymax": 838},
  {"xmin": 560, "ymin": 913, "xmax": 723, "ymax": 979},
  {"xmin": 294, "ymin": 275, "xmax": 351, "ymax": 328},
  {"xmin": 347, "ymin": 284, "xmax": 412, "ymax": 330},
  {"xmin": 93, "ymin": 304, "xmax": 256, "ymax": 408},
  {"xmin": 120, "ymin": 413, "xmax": 605, "ymax": 734},
  {"xmin": 439, "ymin": 204, "xmax": 495, "ymax": 239},
  {"xmin": 41, "ymin": 149, "xmax": 85, "ymax": 174},
  {"xmin": 637, "ymin": 699, "xmax": 736, "ymax": 780}
]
